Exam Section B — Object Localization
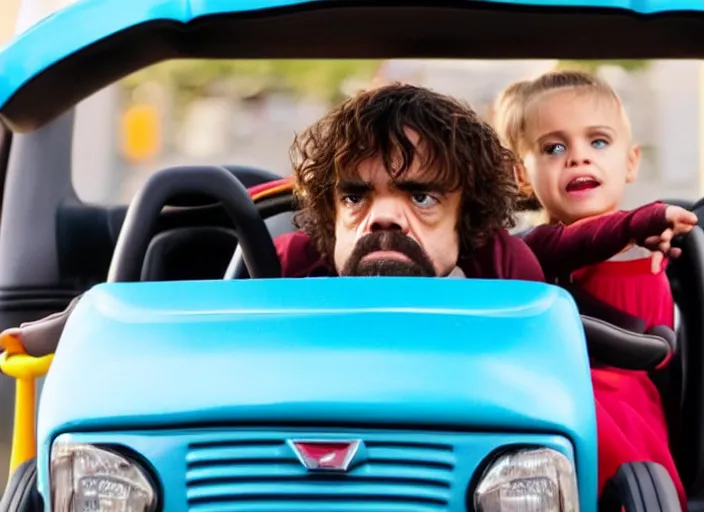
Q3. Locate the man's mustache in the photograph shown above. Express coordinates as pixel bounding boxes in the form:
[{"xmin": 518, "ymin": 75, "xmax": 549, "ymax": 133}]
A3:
[{"xmin": 341, "ymin": 231, "xmax": 436, "ymax": 277}]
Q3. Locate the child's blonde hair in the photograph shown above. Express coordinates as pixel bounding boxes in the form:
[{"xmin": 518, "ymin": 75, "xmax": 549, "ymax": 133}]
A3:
[
  {"xmin": 491, "ymin": 79, "xmax": 531, "ymax": 155},
  {"xmin": 491, "ymin": 80, "xmax": 535, "ymax": 209},
  {"xmin": 493, "ymin": 69, "xmax": 625, "ymax": 211}
]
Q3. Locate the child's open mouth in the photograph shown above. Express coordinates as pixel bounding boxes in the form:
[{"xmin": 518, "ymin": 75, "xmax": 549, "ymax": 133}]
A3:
[{"xmin": 566, "ymin": 176, "xmax": 601, "ymax": 194}]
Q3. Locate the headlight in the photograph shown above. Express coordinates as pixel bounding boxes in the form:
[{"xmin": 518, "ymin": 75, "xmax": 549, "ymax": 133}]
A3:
[
  {"xmin": 50, "ymin": 436, "xmax": 157, "ymax": 512},
  {"xmin": 474, "ymin": 447, "xmax": 578, "ymax": 511}
]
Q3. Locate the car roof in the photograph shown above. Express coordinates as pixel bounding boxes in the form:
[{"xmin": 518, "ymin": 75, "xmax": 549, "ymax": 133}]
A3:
[{"xmin": 0, "ymin": 0, "xmax": 703, "ymax": 133}]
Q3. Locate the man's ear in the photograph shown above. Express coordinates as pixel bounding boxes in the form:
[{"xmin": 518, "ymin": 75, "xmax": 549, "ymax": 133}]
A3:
[{"xmin": 626, "ymin": 144, "xmax": 641, "ymax": 183}]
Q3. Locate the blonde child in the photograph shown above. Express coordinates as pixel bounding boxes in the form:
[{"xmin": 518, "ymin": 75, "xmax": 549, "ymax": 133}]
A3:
[{"xmin": 493, "ymin": 70, "xmax": 697, "ymax": 508}]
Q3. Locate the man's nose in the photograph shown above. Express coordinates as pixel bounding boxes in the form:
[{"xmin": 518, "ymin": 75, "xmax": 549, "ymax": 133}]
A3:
[{"xmin": 367, "ymin": 197, "xmax": 408, "ymax": 233}]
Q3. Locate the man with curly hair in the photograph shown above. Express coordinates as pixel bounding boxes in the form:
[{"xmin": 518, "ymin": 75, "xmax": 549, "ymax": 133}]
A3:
[
  {"xmin": 0, "ymin": 83, "xmax": 545, "ymax": 358},
  {"xmin": 274, "ymin": 83, "xmax": 545, "ymax": 281}
]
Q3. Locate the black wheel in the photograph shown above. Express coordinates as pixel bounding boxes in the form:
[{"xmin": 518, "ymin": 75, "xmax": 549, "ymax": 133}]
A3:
[
  {"xmin": 0, "ymin": 458, "xmax": 41, "ymax": 512},
  {"xmin": 599, "ymin": 462, "xmax": 682, "ymax": 512}
]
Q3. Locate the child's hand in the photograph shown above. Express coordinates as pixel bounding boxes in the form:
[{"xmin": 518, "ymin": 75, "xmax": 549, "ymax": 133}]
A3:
[
  {"xmin": 645, "ymin": 205, "xmax": 698, "ymax": 272},
  {"xmin": 667, "ymin": 205, "xmax": 698, "ymax": 231}
]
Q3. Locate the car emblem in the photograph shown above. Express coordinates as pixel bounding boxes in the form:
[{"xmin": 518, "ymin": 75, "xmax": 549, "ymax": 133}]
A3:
[{"xmin": 287, "ymin": 439, "xmax": 363, "ymax": 472}]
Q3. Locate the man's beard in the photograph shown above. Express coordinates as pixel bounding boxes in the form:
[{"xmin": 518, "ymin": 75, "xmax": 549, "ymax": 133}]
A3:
[{"xmin": 340, "ymin": 231, "xmax": 437, "ymax": 277}]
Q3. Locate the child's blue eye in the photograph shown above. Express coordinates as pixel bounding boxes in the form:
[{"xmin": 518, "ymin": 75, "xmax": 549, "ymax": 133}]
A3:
[
  {"xmin": 545, "ymin": 143, "xmax": 566, "ymax": 156},
  {"xmin": 592, "ymin": 139, "xmax": 608, "ymax": 149}
]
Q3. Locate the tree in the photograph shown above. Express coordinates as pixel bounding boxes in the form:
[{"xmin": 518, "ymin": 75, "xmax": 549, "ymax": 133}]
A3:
[
  {"xmin": 122, "ymin": 59, "xmax": 383, "ymax": 107},
  {"xmin": 556, "ymin": 60, "xmax": 650, "ymax": 73}
]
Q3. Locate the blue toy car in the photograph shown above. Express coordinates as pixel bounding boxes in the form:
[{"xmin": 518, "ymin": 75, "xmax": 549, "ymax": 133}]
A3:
[{"xmin": 0, "ymin": 1, "xmax": 704, "ymax": 511}]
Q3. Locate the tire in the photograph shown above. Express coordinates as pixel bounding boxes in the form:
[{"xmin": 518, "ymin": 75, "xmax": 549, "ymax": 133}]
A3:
[
  {"xmin": 0, "ymin": 458, "xmax": 41, "ymax": 512},
  {"xmin": 599, "ymin": 461, "xmax": 683, "ymax": 512}
]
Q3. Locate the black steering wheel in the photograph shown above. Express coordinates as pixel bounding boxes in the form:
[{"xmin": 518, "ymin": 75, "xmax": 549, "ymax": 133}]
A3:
[{"xmin": 107, "ymin": 165, "xmax": 281, "ymax": 282}]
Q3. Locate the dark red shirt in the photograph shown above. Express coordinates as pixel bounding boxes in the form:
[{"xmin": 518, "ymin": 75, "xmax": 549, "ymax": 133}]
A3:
[
  {"xmin": 523, "ymin": 202, "xmax": 670, "ymax": 284},
  {"xmin": 523, "ymin": 201, "xmax": 675, "ymax": 332}
]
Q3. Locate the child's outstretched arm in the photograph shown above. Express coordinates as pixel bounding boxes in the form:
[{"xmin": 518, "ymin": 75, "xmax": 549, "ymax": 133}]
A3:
[{"xmin": 524, "ymin": 202, "xmax": 697, "ymax": 282}]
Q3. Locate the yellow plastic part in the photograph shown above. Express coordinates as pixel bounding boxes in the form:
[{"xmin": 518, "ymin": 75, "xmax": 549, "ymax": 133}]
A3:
[{"xmin": 0, "ymin": 332, "xmax": 53, "ymax": 477}]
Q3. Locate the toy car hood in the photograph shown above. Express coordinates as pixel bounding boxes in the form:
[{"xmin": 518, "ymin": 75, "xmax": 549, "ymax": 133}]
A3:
[
  {"xmin": 38, "ymin": 278, "xmax": 594, "ymax": 447},
  {"xmin": 1, "ymin": 0, "xmax": 703, "ymax": 133}
]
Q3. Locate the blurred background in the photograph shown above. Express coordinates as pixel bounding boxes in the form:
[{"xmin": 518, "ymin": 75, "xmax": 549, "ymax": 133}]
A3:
[{"xmin": 69, "ymin": 57, "xmax": 704, "ymax": 211}]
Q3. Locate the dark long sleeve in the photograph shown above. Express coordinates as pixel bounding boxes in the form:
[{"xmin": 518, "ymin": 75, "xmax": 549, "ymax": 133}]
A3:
[{"xmin": 523, "ymin": 202, "xmax": 670, "ymax": 282}]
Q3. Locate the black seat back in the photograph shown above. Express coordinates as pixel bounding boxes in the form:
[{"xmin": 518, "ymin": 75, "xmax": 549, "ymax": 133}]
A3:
[
  {"xmin": 141, "ymin": 226, "xmax": 238, "ymax": 281},
  {"xmin": 140, "ymin": 166, "xmax": 285, "ymax": 282}
]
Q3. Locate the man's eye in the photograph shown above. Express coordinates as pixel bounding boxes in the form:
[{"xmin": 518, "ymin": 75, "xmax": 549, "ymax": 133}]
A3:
[
  {"xmin": 592, "ymin": 139, "xmax": 609, "ymax": 149},
  {"xmin": 342, "ymin": 194, "xmax": 363, "ymax": 206},
  {"xmin": 544, "ymin": 143, "xmax": 566, "ymax": 156},
  {"xmin": 411, "ymin": 193, "xmax": 439, "ymax": 208}
]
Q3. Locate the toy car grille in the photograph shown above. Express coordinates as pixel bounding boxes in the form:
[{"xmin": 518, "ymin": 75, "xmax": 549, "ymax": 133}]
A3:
[{"xmin": 185, "ymin": 433, "xmax": 456, "ymax": 511}]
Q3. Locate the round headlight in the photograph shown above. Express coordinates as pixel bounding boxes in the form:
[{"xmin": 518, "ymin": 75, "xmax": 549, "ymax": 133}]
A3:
[
  {"xmin": 51, "ymin": 436, "xmax": 157, "ymax": 512},
  {"xmin": 474, "ymin": 447, "xmax": 579, "ymax": 511}
]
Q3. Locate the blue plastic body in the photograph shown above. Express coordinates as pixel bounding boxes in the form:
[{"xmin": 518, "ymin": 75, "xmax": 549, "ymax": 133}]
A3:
[
  {"xmin": 37, "ymin": 277, "xmax": 597, "ymax": 511},
  {"xmin": 0, "ymin": 0, "xmax": 702, "ymax": 111}
]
